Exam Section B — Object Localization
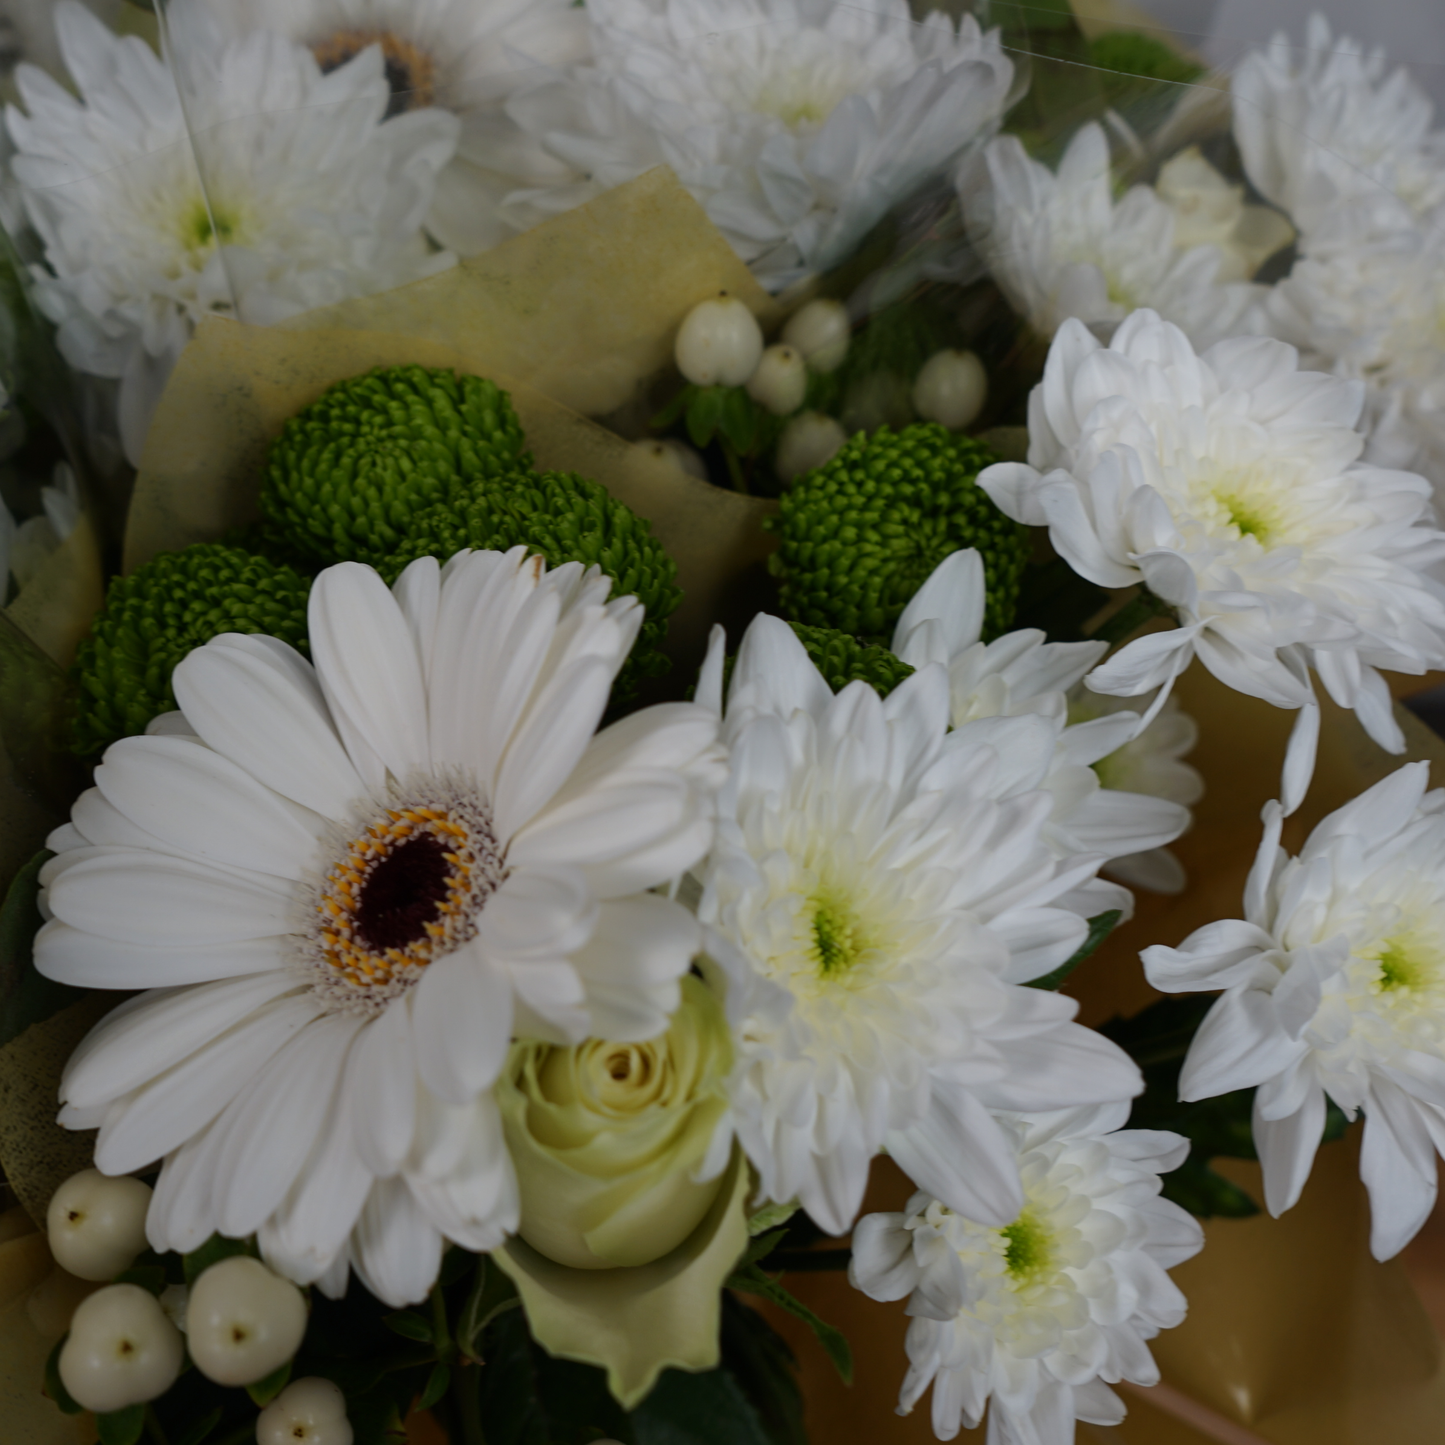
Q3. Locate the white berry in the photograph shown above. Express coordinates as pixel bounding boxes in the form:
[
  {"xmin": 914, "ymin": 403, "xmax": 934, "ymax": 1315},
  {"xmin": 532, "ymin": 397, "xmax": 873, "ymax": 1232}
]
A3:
[
  {"xmin": 745, "ymin": 345, "xmax": 808, "ymax": 416},
  {"xmin": 58, "ymin": 1283, "xmax": 184, "ymax": 1413},
  {"xmin": 912, "ymin": 349, "xmax": 988, "ymax": 430},
  {"xmin": 186, "ymin": 1256, "xmax": 308, "ymax": 1387},
  {"xmin": 632, "ymin": 438, "xmax": 708, "ymax": 481},
  {"xmin": 674, "ymin": 294, "xmax": 764, "ymax": 387},
  {"xmin": 775, "ymin": 412, "xmax": 847, "ymax": 483},
  {"xmin": 256, "ymin": 1377, "xmax": 354, "ymax": 1445},
  {"xmin": 47, "ymin": 1169, "xmax": 152, "ymax": 1282},
  {"xmin": 781, "ymin": 299, "xmax": 850, "ymax": 373}
]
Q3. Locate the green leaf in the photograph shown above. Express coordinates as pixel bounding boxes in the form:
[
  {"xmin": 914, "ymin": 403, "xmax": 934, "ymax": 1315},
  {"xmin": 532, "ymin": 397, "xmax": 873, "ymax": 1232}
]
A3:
[
  {"xmin": 1025, "ymin": 910, "xmax": 1122, "ymax": 991},
  {"xmin": 734, "ymin": 1229, "xmax": 789, "ymax": 1273},
  {"xmin": 1161, "ymin": 1155, "xmax": 1261, "ymax": 1218},
  {"xmin": 632, "ymin": 1365, "xmax": 773, "ymax": 1445},
  {"xmin": 718, "ymin": 388, "xmax": 758, "ymax": 454},
  {"xmin": 246, "ymin": 1357, "xmax": 293, "ymax": 1407},
  {"xmin": 96, "ymin": 1404, "xmax": 146, "ymax": 1445},
  {"xmin": 725, "ymin": 1265, "xmax": 852, "ymax": 1384},
  {"xmin": 456, "ymin": 1255, "xmax": 520, "ymax": 1363},
  {"xmin": 418, "ymin": 1360, "xmax": 451, "ymax": 1413},
  {"xmin": 718, "ymin": 1294, "xmax": 807, "ymax": 1445},
  {"xmin": 686, "ymin": 387, "xmax": 728, "ymax": 449},
  {"xmin": 477, "ymin": 1306, "xmax": 634, "ymax": 1445},
  {"xmin": 172, "ymin": 1405, "xmax": 224, "ymax": 1445},
  {"xmin": 112, "ymin": 1264, "xmax": 168, "ymax": 1296},
  {"xmin": 746, "ymin": 1200, "xmax": 798, "ymax": 1237},
  {"xmin": 43, "ymin": 1336, "xmax": 83, "ymax": 1415},
  {"xmin": 438, "ymin": 1244, "xmax": 475, "ymax": 1288},
  {"xmin": 183, "ymin": 1234, "xmax": 256, "ymax": 1284},
  {"xmin": 383, "ymin": 1310, "xmax": 434, "ymax": 1345},
  {"xmin": 650, "ymin": 386, "xmax": 694, "ymax": 432},
  {"xmin": 0, "ymin": 850, "xmax": 85, "ymax": 1049}
]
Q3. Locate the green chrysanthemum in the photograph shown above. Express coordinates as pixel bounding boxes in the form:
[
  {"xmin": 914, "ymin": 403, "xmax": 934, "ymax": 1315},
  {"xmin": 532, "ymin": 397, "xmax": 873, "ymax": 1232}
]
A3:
[
  {"xmin": 72, "ymin": 545, "xmax": 311, "ymax": 756},
  {"xmin": 767, "ymin": 424, "xmax": 1029, "ymax": 641},
  {"xmin": 790, "ymin": 622, "xmax": 915, "ymax": 697},
  {"xmin": 261, "ymin": 365, "xmax": 530, "ymax": 568},
  {"xmin": 381, "ymin": 471, "xmax": 681, "ymax": 695}
]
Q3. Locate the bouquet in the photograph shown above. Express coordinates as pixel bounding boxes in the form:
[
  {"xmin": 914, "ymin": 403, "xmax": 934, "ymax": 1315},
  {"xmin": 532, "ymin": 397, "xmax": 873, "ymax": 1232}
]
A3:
[{"xmin": 1, "ymin": 2, "xmax": 1445, "ymax": 1444}]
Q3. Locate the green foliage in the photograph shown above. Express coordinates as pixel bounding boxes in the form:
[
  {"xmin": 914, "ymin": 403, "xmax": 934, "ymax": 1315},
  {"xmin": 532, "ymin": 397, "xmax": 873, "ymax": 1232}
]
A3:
[
  {"xmin": 0, "ymin": 850, "xmax": 83, "ymax": 1050},
  {"xmin": 1100, "ymin": 997, "xmax": 1351, "ymax": 1218},
  {"xmin": 44, "ymin": 1337, "xmax": 83, "ymax": 1415},
  {"xmin": 1089, "ymin": 31, "xmax": 1206, "ymax": 111},
  {"xmin": 95, "ymin": 1404, "xmax": 146, "ymax": 1445},
  {"xmin": 246, "ymin": 1359, "xmax": 293, "ymax": 1408},
  {"xmin": 182, "ymin": 1233, "xmax": 258, "ymax": 1285},
  {"xmin": 726, "ymin": 1261, "xmax": 853, "ymax": 1385},
  {"xmin": 1024, "ymin": 910, "xmax": 1123, "ymax": 991},
  {"xmin": 381, "ymin": 469, "xmax": 681, "ymax": 696},
  {"xmin": 261, "ymin": 365, "xmax": 529, "ymax": 568},
  {"xmin": 767, "ymin": 424, "xmax": 1029, "ymax": 641},
  {"xmin": 70, "ymin": 544, "xmax": 311, "ymax": 755},
  {"xmin": 1011, "ymin": 557, "xmax": 1110, "ymax": 644}
]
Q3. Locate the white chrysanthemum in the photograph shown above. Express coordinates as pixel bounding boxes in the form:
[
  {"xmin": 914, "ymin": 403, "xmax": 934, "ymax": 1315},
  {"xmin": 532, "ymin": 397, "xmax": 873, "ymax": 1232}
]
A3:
[
  {"xmin": 504, "ymin": 0, "xmax": 1015, "ymax": 290},
  {"xmin": 850, "ymin": 1103, "xmax": 1203, "ymax": 1445},
  {"xmin": 961, "ymin": 124, "xmax": 1266, "ymax": 348},
  {"xmin": 35, "ymin": 548, "xmax": 724, "ymax": 1307},
  {"xmin": 1267, "ymin": 218, "xmax": 1445, "ymax": 494},
  {"xmin": 1232, "ymin": 13, "xmax": 1445, "ymax": 238},
  {"xmin": 167, "ymin": 0, "xmax": 587, "ymax": 256},
  {"xmin": 694, "ymin": 614, "xmax": 1141, "ymax": 1237},
  {"xmin": 980, "ymin": 309, "xmax": 1445, "ymax": 816},
  {"xmin": 1142, "ymin": 763, "xmax": 1445, "ymax": 1260},
  {"xmin": 890, "ymin": 550, "xmax": 1191, "ymax": 892},
  {"xmin": 5, "ymin": 2, "xmax": 458, "ymax": 464},
  {"xmin": 1067, "ymin": 685, "xmax": 1202, "ymax": 896}
]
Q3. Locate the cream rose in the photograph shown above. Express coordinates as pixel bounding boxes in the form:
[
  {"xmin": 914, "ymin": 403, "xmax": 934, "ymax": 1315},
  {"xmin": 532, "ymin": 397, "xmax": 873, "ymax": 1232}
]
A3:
[
  {"xmin": 499, "ymin": 975, "xmax": 733, "ymax": 1270},
  {"xmin": 1156, "ymin": 146, "xmax": 1294, "ymax": 282}
]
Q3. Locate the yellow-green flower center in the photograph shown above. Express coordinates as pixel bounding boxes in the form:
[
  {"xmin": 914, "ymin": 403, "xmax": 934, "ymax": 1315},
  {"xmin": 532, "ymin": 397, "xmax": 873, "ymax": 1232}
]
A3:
[
  {"xmin": 1375, "ymin": 937, "xmax": 1436, "ymax": 993},
  {"xmin": 810, "ymin": 893, "xmax": 866, "ymax": 976},
  {"xmin": 1000, "ymin": 1209, "xmax": 1054, "ymax": 1282},
  {"xmin": 180, "ymin": 198, "xmax": 243, "ymax": 256},
  {"xmin": 1214, "ymin": 487, "xmax": 1277, "ymax": 542}
]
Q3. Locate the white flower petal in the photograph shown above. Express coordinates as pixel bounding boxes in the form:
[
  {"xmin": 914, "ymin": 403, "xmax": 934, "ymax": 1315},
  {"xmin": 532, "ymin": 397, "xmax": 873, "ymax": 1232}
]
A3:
[{"xmin": 410, "ymin": 945, "xmax": 513, "ymax": 1105}]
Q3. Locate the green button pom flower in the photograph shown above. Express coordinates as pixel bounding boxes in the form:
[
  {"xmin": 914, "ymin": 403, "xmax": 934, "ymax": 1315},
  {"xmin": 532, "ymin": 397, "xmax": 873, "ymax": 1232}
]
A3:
[
  {"xmin": 382, "ymin": 470, "xmax": 682, "ymax": 697},
  {"xmin": 71, "ymin": 544, "xmax": 311, "ymax": 755},
  {"xmin": 260, "ymin": 365, "xmax": 530, "ymax": 568},
  {"xmin": 767, "ymin": 423, "xmax": 1029, "ymax": 642}
]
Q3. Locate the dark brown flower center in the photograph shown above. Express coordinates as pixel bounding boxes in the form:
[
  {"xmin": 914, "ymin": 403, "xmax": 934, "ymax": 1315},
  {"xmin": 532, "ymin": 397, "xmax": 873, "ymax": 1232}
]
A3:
[
  {"xmin": 355, "ymin": 833, "xmax": 453, "ymax": 951},
  {"xmin": 312, "ymin": 28, "xmax": 437, "ymax": 117}
]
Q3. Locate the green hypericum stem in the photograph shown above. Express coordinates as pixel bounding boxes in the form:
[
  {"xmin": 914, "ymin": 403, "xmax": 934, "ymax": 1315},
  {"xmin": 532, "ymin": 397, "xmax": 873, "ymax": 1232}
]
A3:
[
  {"xmin": 430, "ymin": 1280, "xmax": 454, "ymax": 1364},
  {"xmin": 455, "ymin": 1362, "xmax": 487, "ymax": 1445},
  {"xmin": 1089, "ymin": 588, "xmax": 1174, "ymax": 648},
  {"xmin": 143, "ymin": 1406, "xmax": 171, "ymax": 1445}
]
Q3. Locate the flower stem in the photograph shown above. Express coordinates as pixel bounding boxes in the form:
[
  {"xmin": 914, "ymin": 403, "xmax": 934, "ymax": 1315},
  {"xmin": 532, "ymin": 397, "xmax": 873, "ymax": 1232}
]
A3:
[
  {"xmin": 144, "ymin": 1406, "xmax": 172, "ymax": 1445},
  {"xmin": 1089, "ymin": 588, "xmax": 1173, "ymax": 648},
  {"xmin": 430, "ymin": 1280, "xmax": 454, "ymax": 1364},
  {"xmin": 454, "ymin": 1362, "xmax": 487, "ymax": 1445},
  {"xmin": 721, "ymin": 439, "xmax": 750, "ymax": 495}
]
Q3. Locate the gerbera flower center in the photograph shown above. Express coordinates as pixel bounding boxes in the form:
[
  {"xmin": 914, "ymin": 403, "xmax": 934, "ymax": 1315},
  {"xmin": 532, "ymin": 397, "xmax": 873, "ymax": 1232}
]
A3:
[
  {"xmin": 312, "ymin": 28, "xmax": 437, "ymax": 116},
  {"xmin": 301, "ymin": 789, "xmax": 505, "ymax": 1015}
]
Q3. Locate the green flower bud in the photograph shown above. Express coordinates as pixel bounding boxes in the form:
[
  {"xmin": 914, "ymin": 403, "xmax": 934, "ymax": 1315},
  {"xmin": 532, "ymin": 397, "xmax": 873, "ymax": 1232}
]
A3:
[
  {"xmin": 766, "ymin": 423, "xmax": 1029, "ymax": 642},
  {"xmin": 381, "ymin": 470, "xmax": 681, "ymax": 697},
  {"xmin": 260, "ymin": 365, "xmax": 530, "ymax": 568},
  {"xmin": 499, "ymin": 975, "xmax": 733, "ymax": 1271},
  {"xmin": 789, "ymin": 622, "xmax": 915, "ymax": 697},
  {"xmin": 71, "ymin": 544, "xmax": 311, "ymax": 756}
]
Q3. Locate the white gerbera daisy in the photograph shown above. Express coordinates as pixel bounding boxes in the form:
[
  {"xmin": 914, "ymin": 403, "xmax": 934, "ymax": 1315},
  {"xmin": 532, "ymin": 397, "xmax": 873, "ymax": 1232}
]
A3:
[
  {"xmin": 1143, "ymin": 763, "xmax": 1445, "ymax": 1260},
  {"xmin": 980, "ymin": 309, "xmax": 1445, "ymax": 815},
  {"xmin": 503, "ymin": 0, "xmax": 1015, "ymax": 290},
  {"xmin": 850, "ymin": 1103, "xmax": 1203, "ymax": 1445},
  {"xmin": 961, "ymin": 123, "xmax": 1267, "ymax": 348},
  {"xmin": 695, "ymin": 614, "xmax": 1140, "ymax": 1237},
  {"xmin": 167, "ymin": 0, "xmax": 587, "ymax": 256},
  {"xmin": 1232, "ymin": 13, "xmax": 1445, "ymax": 238},
  {"xmin": 890, "ymin": 549, "xmax": 1191, "ymax": 892},
  {"xmin": 5, "ymin": 2, "xmax": 458, "ymax": 464},
  {"xmin": 35, "ymin": 548, "xmax": 724, "ymax": 1305}
]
